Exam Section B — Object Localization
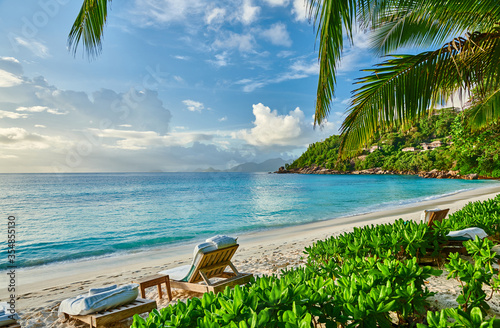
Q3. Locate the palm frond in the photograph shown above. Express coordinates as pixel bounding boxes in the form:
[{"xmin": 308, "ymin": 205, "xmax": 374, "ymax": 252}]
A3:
[
  {"xmin": 367, "ymin": 0, "xmax": 500, "ymax": 54},
  {"xmin": 338, "ymin": 31, "xmax": 500, "ymax": 157},
  {"xmin": 68, "ymin": 0, "xmax": 111, "ymax": 59},
  {"xmin": 311, "ymin": 0, "xmax": 357, "ymax": 125},
  {"xmin": 467, "ymin": 88, "xmax": 500, "ymax": 128}
]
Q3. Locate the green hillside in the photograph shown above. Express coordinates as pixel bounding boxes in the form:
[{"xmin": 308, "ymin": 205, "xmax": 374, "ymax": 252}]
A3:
[{"xmin": 288, "ymin": 108, "xmax": 500, "ymax": 178}]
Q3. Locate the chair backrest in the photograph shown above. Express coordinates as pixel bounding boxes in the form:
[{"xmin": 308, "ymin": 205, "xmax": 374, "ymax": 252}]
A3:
[
  {"xmin": 187, "ymin": 244, "xmax": 239, "ymax": 283},
  {"xmin": 425, "ymin": 208, "xmax": 450, "ymax": 227}
]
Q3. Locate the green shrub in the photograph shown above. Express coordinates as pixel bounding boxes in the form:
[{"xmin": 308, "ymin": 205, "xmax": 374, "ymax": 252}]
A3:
[{"xmin": 132, "ymin": 196, "xmax": 500, "ymax": 328}]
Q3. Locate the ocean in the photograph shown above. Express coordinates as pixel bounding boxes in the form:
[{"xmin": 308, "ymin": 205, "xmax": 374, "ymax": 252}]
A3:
[{"xmin": 0, "ymin": 172, "xmax": 496, "ymax": 270}]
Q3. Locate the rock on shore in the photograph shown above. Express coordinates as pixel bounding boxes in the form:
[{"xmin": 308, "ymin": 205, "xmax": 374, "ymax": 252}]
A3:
[{"xmin": 276, "ymin": 165, "xmax": 479, "ymax": 180}]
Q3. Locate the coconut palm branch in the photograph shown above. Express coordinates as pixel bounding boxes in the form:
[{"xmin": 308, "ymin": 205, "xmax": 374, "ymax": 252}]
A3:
[
  {"xmin": 68, "ymin": 0, "xmax": 111, "ymax": 58},
  {"xmin": 364, "ymin": 0, "xmax": 500, "ymax": 54},
  {"xmin": 311, "ymin": 0, "xmax": 500, "ymax": 126},
  {"xmin": 337, "ymin": 31, "xmax": 500, "ymax": 156}
]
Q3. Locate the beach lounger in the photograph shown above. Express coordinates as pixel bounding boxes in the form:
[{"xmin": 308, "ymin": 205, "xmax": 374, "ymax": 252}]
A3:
[
  {"xmin": 0, "ymin": 302, "xmax": 20, "ymax": 328},
  {"xmin": 159, "ymin": 235, "xmax": 253, "ymax": 294},
  {"xmin": 62, "ymin": 298, "xmax": 156, "ymax": 328},
  {"xmin": 422, "ymin": 208, "xmax": 450, "ymax": 227},
  {"xmin": 1, "ymin": 323, "xmax": 21, "ymax": 328},
  {"xmin": 59, "ymin": 284, "xmax": 157, "ymax": 328}
]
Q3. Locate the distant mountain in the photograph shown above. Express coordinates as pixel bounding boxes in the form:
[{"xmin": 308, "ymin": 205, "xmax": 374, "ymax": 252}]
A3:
[
  {"xmin": 226, "ymin": 158, "xmax": 287, "ymax": 172},
  {"xmin": 196, "ymin": 158, "xmax": 287, "ymax": 173}
]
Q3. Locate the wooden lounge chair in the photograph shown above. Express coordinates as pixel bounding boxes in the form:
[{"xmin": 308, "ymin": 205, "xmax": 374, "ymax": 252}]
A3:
[
  {"xmin": 2, "ymin": 323, "xmax": 21, "ymax": 328},
  {"xmin": 63, "ymin": 298, "xmax": 156, "ymax": 328},
  {"xmin": 424, "ymin": 208, "xmax": 450, "ymax": 227},
  {"xmin": 167, "ymin": 244, "xmax": 253, "ymax": 294}
]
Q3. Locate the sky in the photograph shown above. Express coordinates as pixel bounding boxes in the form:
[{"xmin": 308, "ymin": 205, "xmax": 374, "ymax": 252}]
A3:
[{"xmin": 0, "ymin": 0, "xmax": 378, "ymax": 173}]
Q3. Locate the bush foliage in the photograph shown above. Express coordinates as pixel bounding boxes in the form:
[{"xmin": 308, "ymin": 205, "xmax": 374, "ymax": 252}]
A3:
[{"xmin": 132, "ymin": 196, "xmax": 500, "ymax": 327}]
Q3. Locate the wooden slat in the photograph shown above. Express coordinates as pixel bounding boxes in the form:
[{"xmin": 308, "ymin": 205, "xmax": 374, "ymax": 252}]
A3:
[
  {"xmin": 170, "ymin": 244, "xmax": 253, "ymax": 296},
  {"xmin": 3, "ymin": 323, "xmax": 21, "ymax": 328},
  {"xmin": 427, "ymin": 208, "xmax": 450, "ymax": 227},
  {"xmin": 67, "ymin": 298, "xmax": 157, "ymax": 328},
  {"xmin": 187, "ymin": 245, "xmax": 239, "ymax": 283}
]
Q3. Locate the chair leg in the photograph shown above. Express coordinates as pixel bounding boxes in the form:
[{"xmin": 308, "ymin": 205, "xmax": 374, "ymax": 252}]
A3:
[
  {"xmin": 157, "ymin": 283, "xmax": 163, "ymax": 299},
  {"xmin": 165, "ymin": 277, "xmax": 173, "ymax": 301}
]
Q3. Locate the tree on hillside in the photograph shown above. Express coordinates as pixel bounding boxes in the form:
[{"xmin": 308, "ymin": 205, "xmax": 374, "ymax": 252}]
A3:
[{"xmin": 69, "ymin": 0, "xmax": 500, "ymax": 157}]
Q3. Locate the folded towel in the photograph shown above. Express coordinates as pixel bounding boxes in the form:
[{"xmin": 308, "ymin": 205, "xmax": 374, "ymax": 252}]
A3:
[
  {"xmin": 0, "ymin": 302, "xmax": 19, "ymax": 326},
  {"xmin": 206, "ymin": 235, "xmax": 237, "ymax": 249},
  {"xmin": 193, "ymin": 242, "xmax": 217, "ymax": 258},
  {"xmin": 59, "ymin": 283, "xmax": 139, "ymax": 316},
  {"xmin": 447, "ymin": 227, "xmax": 488, "ymax": 240},
  {"xmin": 89, "ymin": 284, "xmax": 117, "ymax": 296}
]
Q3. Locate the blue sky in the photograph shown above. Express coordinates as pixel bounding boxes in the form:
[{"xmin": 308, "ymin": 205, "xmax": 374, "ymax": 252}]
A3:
[{"xmin": 0, "ymin": 0, "xmax": 377, "ymax": 172}]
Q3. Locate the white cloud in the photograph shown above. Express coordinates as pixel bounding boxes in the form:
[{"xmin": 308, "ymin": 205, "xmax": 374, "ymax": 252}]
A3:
[
  {"xmin": 241, "ymin": 0, "xmax": 260, "ymax": 25},
  {"xmin": 260, "ymin": 23, "xmax": 292, "ymax": 47},
  {"xmin": 218, "ymin": 116, "xmax": 228, "ymax": 122},
  {"xmin": 262, "ymin": 0, "xmax": 289, "ymax": 6},
  {"xmin": 0, "ymin": 57, "xmax": 20, "ymax": 63},
  {"xmin": 129, "ymin": 0, "xmax": 205, "ymax": 25},
  {"xmin": 35, "ymin": 125, "xmax": 46, "ymax": 128},
  {"xmin": 205, "ymin": 7, "xmax": 226, "ymax": 25},
  {"xmin": 233, "ymin": 103, "xmax": 335, "ymax": 150},
  {"xmin": 174, "ymin": 55, "xmax": 189, "ymax": 60},
  {"xmin": 237, "ymin": 58, "xmax": 318, "ymax": 92},
  {"xmin": 235, "ymin": 104, "xmax": 304, "ymax": 147},
  {"xmin": 292, "ymin": 0, "xmax": 308, "ymax": 22},
  {"xmin": 0, "ymin": 110, "xmax": 28, "ymax": 119},
  {"xmin": 89, "ymin": 128, "xmax": 215, "ymax": 150},
  {"xmin": 341, "ymin": 98, "xmax": 352, "ymax": 105},
  {"xmin": 277, "ymin": 50, "xmax": 294, "ymax": 58},
  {"xmin": 208, "ymin": 52, "xmax": 230, "ymax": 67},
  {"xmin": 16, "ymin": 106, "xmax": 48, "ymax": 112},
  {"xmin": 0, "ymin": 69, "xmax": 23, "ymax": 87},
  {"xmin": 351, "ymin": 27, "xmax": 372, "ymax": 49},
  {"xmin": 0, "ymin": 127, "xmax": 71, "ymax": 150},
  {"xmin": 16, "ymin": 105, "xmax": 68, "ymax": 115},
  {"xmin": 290, "ymin": 59, "xmax": 319, "ymax": 75},
  {"xmin": 183, "ymin": 99, "xmax": 205, "ymax": 112},
  {"xmin": 14, "ymin": 37, "xmax": 50, "ymax": 58},
  {"xmin": 0, "ymin": 154, "xmax": 17, "ymax": 159},
  {"xmin": 173, "ymin": 75, "xmax": 184, "ymax": 82},
  {"xmin": 236, "ymin": 80, "xmax": 265, "ymax": 92},
  {"xmin": 213, "ymin": 33, "xmax": 255, "ymax": 52}
]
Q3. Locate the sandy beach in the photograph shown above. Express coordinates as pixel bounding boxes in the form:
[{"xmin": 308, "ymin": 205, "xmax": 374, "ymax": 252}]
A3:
[{"xmin": 5, "ymin": 184, "xmax": 500, "ymax": 327}]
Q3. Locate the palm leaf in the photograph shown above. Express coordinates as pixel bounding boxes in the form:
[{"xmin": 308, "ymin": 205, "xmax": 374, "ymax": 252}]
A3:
[
  {"xmin": 366, "ymin": 0, "xmax": 500, "ymax": 54},
  {"xmin": 338, "ymin": 31, "xmax": 500, "ymax": 156},
  {"xmin": 311, "ymin": 0, "xmax": 358, "ymax": 125},
  {"xmin": 68, "ymin": 0, "xmax": 111, "ymax": 59}
]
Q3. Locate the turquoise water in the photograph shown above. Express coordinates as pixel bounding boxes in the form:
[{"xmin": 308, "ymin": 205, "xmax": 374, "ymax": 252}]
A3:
[{"xmin": 0, "ymin": 172, "xmax": 496, "ymax": 270}]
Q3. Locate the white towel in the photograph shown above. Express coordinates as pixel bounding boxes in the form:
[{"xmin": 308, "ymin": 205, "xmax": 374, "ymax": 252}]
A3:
[
  {"xmin": 89, "ymin": 284, "xmax": 117, "ymax": 296},
  {"xmin": 59, "ymin": 283, "xmax": 139, "ymax": 316},
  {"xmin": 447, "ymin": 227, "xmax": 488, "ymax": 240},
  {"xmin": 0, "ymin": 302, "xmax": 19, "ymax": 325},
  {"xmin": 206, "ymin": 235, "xmax": 237, "ymax": 249}
]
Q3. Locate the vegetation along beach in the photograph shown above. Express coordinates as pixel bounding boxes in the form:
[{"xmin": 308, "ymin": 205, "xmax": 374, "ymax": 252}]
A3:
[{"xmin": 1, "ymin": 0, "xmax": 500, "ymax": 327}]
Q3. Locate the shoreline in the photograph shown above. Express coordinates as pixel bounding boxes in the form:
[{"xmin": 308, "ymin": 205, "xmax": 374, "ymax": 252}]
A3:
[
  {"xmin": 5, "ymin": 180, "xmax": 496, "ymax": 273},
  {"xmin": 5, "ymin": 184, "xmax": 500, "ymax": 327}
]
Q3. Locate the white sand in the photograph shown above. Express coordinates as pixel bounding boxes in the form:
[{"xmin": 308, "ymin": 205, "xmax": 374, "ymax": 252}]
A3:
[{"xmin": 4, "ymin": 184, "xmax": 500, "ymax": 327}]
